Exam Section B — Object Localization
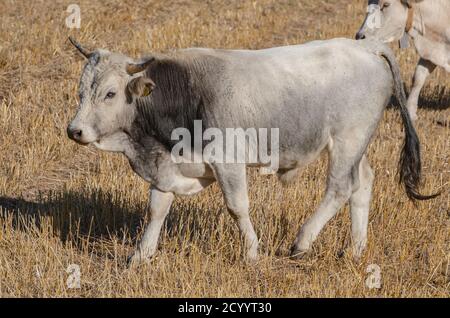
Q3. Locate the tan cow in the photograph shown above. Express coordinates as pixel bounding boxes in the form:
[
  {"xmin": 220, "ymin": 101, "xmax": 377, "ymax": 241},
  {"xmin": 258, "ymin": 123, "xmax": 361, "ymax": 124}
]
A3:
[{"xmin": 356, "ymin": 0, "xmax": 450, "ymax": 120}]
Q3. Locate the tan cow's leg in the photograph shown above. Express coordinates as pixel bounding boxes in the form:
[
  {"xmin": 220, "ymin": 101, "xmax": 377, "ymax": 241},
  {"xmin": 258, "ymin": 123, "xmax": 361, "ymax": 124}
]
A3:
[{"xmin": 407, "ymin": 58, "xmax": 436, "ymax": 121}]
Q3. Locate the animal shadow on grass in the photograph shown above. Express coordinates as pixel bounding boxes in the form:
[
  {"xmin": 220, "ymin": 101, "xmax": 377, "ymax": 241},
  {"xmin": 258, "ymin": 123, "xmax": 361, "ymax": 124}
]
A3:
[
  {"xmin": 418, "ymin": 86, "xmax": 450, "ymax": 111},
  {"xmin": 0, "ymin": 190, "xmax": 233, "ymax": 260},
  {"xmin": 390, "ymin": 84, "xmax": 450, "ymax": 112},
  {"xmin": 0, "ymin": 191, "xmax": 145, "ymax": 258}
]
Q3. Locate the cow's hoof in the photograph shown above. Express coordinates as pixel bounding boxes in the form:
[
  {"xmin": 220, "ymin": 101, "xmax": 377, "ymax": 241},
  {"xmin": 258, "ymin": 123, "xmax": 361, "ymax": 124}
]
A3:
[
  {"xmin": 289, "ymin": 246, "xmax": 310, "ymax": 260},
  {"xmin": 244, "ymin": 254, "xmax": 259, "ymax": 265},
  {"xmin": 351, "ymin": 250, "xmax": 366, "ymax": 264},
  {"xmin": 127, "ymin": 252, "xmax": 153, "ymax": 268},
  {"xmin": 351, "ymin": 246, "xmax": 366, "ymax": 263},
  {"xmin": 352, "ymin": 254, "xmax": 362, "ymax": 264}
]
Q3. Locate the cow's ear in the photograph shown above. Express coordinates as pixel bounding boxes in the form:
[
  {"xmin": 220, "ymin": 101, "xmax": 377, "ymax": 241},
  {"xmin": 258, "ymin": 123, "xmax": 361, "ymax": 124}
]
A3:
[{"xmin": 126, "ymin": 77, "xmax": 156, "ymax": 101}]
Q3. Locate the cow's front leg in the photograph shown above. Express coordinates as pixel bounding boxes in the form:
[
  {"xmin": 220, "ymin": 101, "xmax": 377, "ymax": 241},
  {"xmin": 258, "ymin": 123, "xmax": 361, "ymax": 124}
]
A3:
[
  {"xmin": 213, "ymin": 163, "xmax": 258, "ymax": 263},
  {"xmin": 407, "ymin": 58, "xmax": 436, "ymax": 121},
  {"xmin": 129, "ymin": 188, "xmax": 174, "ymax": 266}
]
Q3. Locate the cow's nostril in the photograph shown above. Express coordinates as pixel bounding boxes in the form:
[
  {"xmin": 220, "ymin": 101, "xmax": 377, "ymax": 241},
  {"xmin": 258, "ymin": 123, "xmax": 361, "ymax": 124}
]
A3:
[
  {"xmin": 355, "ymin": 33, "xmax": 366, "ymax": 40},
  {"xmin": 68, "ymin": 127, "xmax": 83, "ymax": 141}
]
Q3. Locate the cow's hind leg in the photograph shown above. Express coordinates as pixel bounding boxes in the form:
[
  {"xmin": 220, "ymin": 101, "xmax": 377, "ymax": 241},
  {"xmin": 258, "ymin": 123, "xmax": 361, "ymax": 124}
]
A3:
[
  {"xmin": 407, "ymin": 58, "xmax": 436, "ymax": 121},
  {"xmin": 290, "ymin": 135, "xmax": 369, "ymax": 258},
  {"xmin": 350, "ymin": 155, "xmax": 374, "ymax": 260},
  {"xmin": 213, "ymin": 163, "xmax": 259, "ymax": 262}
]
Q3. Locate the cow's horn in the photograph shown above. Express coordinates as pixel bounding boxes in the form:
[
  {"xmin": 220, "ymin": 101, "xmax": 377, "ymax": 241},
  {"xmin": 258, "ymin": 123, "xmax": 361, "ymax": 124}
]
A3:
[
  {"xmin": 126, "ymin": 58, "xmax": 155, "ymax": 75},
  {"xmin": 69, "ymin": 37, "xmax": 93, "ymax": 59}
]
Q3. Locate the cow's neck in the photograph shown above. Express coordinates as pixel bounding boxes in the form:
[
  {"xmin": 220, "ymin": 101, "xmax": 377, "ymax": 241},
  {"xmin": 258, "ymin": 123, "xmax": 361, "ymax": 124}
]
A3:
[
  {"xmin": 92, "ymin": 127, "xmax": 169, "ymax": 185},
  {"xmin": 126, "ymin": 134, "xmax": 167, "ymax": 162},
  {"xmin": 407, "ymin": 1, "xmax": 450, "ymax": 70},
  {"xmin": 409, "ymin": 1, "xmax": 449, "ymax": 44},
  {"xmin": 133, "ymin": 56, "xmax": 205, "ymax": 149}
]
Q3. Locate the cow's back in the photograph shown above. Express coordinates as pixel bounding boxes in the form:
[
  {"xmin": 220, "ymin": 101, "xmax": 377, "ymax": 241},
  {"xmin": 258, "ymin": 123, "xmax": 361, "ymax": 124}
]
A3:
[{"xmin": 180, "ymin": 39, "xmax": 393, "ymax": 154}]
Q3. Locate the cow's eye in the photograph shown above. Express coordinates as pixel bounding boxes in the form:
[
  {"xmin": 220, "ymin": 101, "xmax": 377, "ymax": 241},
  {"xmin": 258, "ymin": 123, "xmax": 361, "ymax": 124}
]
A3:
[
  {"xmin": 105, "ymin": 91, "xmax": 116, "ymax": 99},
  {"xmin": 381, "ymin": 2, "xmax": 391, "ymax": 10}
]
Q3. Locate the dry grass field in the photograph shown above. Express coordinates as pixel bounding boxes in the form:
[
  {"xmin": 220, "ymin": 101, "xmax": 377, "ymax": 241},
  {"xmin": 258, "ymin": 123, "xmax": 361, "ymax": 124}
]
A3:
[{"xmin": 0, "ymin": 0, "xmax": 448, "ymax": 297}]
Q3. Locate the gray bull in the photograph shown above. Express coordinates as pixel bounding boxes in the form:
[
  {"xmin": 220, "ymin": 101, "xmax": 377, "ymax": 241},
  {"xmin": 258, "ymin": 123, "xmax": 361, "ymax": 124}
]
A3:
[
  {"xmin": 356, "ymin": 0, "xmax": 450, "ymax": 120},
  {"xmin": 67, "ymin": 37, "xmax": 436, "ymax": 265}
]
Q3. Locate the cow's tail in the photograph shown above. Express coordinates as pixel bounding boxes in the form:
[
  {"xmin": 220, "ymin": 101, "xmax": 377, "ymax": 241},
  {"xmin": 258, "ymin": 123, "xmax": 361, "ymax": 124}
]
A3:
[{"xmin": 378, "ymin": 47, "xmax": 440, "ymax": 201}]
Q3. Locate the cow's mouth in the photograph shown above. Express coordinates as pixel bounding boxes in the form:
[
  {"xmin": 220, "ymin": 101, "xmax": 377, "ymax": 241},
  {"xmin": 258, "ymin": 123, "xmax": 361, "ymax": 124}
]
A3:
[{"xmin": 69, "ymin": 138, "xmax": 92, "ymax": 146}]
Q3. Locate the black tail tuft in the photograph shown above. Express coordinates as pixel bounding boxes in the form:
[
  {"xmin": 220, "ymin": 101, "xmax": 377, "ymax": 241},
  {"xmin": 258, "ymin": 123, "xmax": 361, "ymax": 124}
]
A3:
[
  {"xmin": 379, "ymin": 49, "xmax": 440, "ymax": 202},
  {"xmin": 398, "ymin": 106, "xmax": 440, "ymax": 201}
]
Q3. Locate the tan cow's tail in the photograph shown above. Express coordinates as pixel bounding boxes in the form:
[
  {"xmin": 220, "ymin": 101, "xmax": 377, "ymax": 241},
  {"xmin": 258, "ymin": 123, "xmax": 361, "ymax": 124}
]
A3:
[{"xmin": 378, "ymin": 47, "xmax": 440, "ymax": 201}]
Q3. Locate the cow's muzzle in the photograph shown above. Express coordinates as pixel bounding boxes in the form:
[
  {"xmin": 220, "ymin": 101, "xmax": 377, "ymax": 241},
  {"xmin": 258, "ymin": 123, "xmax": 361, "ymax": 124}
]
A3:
[
  {"xmin": 355, "ymin": 31, "xmax": 366, "ymax": 40},
  {"xmin": 67, "ymin": 126, "xmax": 86, "ymax": 144}
]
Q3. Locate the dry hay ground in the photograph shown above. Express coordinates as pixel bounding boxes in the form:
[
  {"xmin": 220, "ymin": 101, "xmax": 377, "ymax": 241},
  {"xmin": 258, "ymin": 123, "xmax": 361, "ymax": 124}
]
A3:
[{"xmin": 0, "ymin": 0, "xmax": 448, "ymax": 297}]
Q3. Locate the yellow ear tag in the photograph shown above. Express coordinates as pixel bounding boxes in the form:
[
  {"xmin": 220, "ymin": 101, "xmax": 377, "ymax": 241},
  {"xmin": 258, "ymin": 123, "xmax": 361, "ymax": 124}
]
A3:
[{"xmin": 142, "ymin": 86, "xmax": 151, "ymax": 97}]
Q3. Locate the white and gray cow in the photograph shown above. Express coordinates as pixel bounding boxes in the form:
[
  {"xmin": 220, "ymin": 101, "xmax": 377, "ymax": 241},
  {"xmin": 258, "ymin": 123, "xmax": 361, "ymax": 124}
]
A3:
[
  {"xmin": 67, "ymin": 37, "xmax": 437, "ymax": 266},
  {"xmin": 356, "ymin": 0, "xmax": 450, "ymax": 121}
]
